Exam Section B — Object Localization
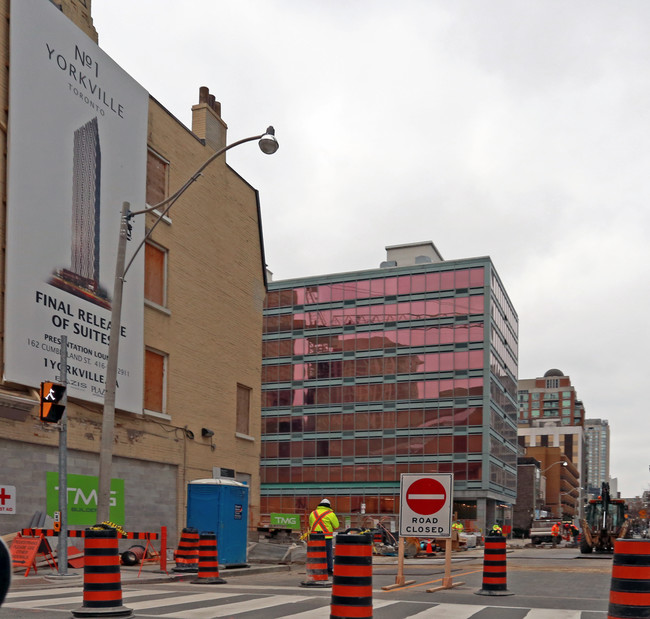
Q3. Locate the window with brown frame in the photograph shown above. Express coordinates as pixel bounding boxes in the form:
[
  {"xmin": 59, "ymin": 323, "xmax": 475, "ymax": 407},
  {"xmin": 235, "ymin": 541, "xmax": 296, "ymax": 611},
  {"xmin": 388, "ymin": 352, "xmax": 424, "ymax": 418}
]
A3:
[
  {"xmin": 236, "ymin": 384, "xmax": 251, "ymax": 435},
  {"xmin": 144, "ymin": 348, "xmax": 167, "ymax": 413},
  {"xmin": 146, "ymin": 149, "xmax": 168, "ymax": 206},
  {"xmin": 145, "ymin": 241, "xmax": 167, "ymax": 307}
]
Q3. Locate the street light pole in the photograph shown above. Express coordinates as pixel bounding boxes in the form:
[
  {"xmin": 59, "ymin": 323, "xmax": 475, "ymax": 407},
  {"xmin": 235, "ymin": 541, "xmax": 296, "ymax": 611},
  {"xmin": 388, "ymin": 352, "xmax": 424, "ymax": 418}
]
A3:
[
  {"xmin": 541, "ymin": 460, "xmax": 567, "ymax": 521},
  {"xmin": 95, "ymin": 128, "xmax": 279, "ymax": 523},
  {"xmin": 97, "ymin": 201, "xmax": 131, "ymax": 523}
]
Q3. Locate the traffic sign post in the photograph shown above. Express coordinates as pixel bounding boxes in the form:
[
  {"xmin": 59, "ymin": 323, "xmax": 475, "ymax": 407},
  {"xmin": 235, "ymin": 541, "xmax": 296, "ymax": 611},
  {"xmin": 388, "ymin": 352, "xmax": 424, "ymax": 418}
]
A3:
[
  {"xmin": 391, "ymin": 474, "xmax": 464, "ymax": 592},
  {"xmin": 383, "ymin": 473, "xmax": 456, "ymax": 591},
  {"xmin": 399, "ymin": 473, "xmax": 453, "ymax": 538}
]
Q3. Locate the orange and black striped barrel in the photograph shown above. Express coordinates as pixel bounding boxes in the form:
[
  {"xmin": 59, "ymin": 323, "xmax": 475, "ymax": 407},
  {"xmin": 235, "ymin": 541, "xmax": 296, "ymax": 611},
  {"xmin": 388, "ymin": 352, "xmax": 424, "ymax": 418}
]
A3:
[
  {"xmin": 172, "ymin": 527, "xmax": 199, "ymax": 572},
  {"xmin": 192, "ymin": 531, "xmax": 226, "ymax": 584},
  {"xmin": 301, "ymin": 532, "xmax": 330, "ymax": 587},
  {"xmin": 608, "ymin": 538, "xmax": 650, "ymax": 618},
  {"xmin": 330, "ymin": 532, "xmax": 373, "ymax": 619},
  {"xmin": 70, "ymin": 527, "xmax": 133, "ymax": 618},
  {"xmin": 475, "ymin": 533, "xmax": 513, "ymax": 596}
]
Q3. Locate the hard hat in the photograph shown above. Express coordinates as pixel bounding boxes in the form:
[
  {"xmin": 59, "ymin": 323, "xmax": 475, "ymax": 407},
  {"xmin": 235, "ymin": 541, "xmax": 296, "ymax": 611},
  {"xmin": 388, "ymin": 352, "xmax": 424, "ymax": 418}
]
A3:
[{"xmin": 320, "ymin": 498, "xmax": 331, "ymax": 506}]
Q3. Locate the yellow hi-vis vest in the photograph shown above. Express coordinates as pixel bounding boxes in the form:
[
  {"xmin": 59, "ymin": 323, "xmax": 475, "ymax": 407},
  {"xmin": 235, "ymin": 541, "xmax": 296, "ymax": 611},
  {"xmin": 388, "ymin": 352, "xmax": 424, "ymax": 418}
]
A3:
[{"xmin": 309, "ymin": 506, "xmax": 339, "ymax": 539}]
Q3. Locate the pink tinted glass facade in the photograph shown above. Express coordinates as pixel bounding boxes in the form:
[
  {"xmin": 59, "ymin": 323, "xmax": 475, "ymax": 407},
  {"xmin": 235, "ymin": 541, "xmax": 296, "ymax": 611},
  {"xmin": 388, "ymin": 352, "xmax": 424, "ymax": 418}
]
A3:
[{"xmin": 261, "ymin": 261, "xmax": 518, "ymax": 528}]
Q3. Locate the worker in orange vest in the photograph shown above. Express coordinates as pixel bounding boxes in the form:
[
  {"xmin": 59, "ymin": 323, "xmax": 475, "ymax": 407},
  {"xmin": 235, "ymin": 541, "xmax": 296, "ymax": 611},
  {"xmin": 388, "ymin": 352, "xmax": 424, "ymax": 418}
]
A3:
[
  {"xmin": 309, "ymin": 498, "xmax": 340, "ymax": 576},
  {"xmin": 551, "ymin": 522, "xmax": 560, "ymax": 547}
]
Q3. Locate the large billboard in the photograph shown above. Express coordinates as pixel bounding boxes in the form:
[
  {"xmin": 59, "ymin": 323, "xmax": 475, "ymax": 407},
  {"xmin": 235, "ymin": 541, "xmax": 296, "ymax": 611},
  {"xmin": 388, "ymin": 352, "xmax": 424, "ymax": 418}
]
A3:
[{"xmin": 5, "ymin": 0, "xmax": 148, "ymax": 413}]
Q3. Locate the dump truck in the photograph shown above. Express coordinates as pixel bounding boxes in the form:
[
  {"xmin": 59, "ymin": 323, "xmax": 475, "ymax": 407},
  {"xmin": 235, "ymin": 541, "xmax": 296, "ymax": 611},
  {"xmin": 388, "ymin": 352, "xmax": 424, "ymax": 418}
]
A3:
[
  {"xmin": 530, "ymin": 519, "xmax": 561, "ymax": 545},
  {"xmin": 579, "ymin": 482, "xmax": 629, "ymax": 553}
]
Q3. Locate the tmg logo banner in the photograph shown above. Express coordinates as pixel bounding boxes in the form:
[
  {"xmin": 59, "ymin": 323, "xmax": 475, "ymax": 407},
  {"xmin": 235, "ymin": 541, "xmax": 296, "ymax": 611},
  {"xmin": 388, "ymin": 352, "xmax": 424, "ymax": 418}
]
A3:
[{"xmin": 46, "ymin": 472, "xmax": 125, "ymax": 525}]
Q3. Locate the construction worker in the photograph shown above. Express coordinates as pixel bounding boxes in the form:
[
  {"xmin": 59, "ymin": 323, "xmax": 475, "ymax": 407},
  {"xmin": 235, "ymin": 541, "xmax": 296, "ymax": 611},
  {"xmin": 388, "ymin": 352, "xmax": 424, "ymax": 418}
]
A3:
[
  {"xmin": 452, "ymin": 521, "xmax": 464, "ymax": 533},
  {"xmin": 490, "ymin": 523, "xmax": 502, "ymax": 536},
  {"xmin": 309, "ymin": 498, "xmax": 339, "ymax": 576},
  {"xmin": 551, "ymin": 521, "xmax": 560, "ymax": 547}
]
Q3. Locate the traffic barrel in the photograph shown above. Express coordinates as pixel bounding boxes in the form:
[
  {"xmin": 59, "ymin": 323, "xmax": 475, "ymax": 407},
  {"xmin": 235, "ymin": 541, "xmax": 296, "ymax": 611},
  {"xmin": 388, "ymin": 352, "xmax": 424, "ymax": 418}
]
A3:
[
  {"xmin": 475, "ymin": 533, "xmax": 513, "ymax": 596},
  {"xmin": 192, "ymin": 532, "xmax": 226, "ymax": 584},
  {"xmin": 330, "ymin": 531, "xmax": 373, "ymax": 619},
  {"xmin": 301, "ymin": 532, "xmax": 331, "ymax": 587},
  {"xmin": 172, "ymin": 527, "xmax": 199, "ymax": 572},
  {"xmin": 71, "ymin": 527, "xmax": 133, "ymax": 618},
  {"xmin": 608, "ymin": 538, "xmax": 650, "ymax": 618}
]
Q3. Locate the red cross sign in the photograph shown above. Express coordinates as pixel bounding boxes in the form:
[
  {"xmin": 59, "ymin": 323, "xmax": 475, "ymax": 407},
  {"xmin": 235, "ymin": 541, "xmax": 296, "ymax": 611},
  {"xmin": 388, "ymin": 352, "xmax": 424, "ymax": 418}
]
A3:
[{"xmin": 0, "ymin": 485, "xmax": 16, "ymax": 514}]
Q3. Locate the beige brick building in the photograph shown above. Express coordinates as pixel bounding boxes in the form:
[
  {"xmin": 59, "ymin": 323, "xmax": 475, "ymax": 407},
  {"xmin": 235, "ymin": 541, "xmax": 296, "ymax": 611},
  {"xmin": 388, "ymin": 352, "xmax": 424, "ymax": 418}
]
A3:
[{"xmin": 0, "ymin": 0, "xmax": 266, "ymax": 542}]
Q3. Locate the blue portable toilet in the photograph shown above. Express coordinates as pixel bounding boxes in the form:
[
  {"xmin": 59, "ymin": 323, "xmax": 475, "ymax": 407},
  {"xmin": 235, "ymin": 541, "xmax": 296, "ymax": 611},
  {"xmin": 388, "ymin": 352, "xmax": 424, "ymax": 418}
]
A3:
[{"xmin": 186, "ymin": 478, "xmax": 249, "ymax": 566}]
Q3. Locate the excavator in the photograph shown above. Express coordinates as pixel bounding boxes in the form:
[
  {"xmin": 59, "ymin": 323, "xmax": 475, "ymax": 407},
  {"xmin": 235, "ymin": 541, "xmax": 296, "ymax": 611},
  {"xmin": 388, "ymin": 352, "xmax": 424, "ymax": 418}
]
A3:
[{"xmin": 579, "ymin": 482, "xmax": 629, "ymax": 553}]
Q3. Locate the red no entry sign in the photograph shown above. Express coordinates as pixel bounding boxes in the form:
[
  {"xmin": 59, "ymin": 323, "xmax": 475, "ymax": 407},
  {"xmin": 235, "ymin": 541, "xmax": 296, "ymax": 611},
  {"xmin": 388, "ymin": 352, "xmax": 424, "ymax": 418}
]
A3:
[
  {"xmin": 405, "ymin": 477, "xmax": 446, "ymax": 515},
  {"xmin": 399, "ymin": 473, "xmax": 453, "ymax": 537}
]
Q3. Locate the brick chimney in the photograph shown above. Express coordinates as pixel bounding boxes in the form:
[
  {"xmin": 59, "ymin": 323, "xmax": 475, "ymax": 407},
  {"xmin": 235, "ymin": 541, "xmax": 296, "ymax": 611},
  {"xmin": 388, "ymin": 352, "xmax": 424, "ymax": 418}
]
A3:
[
  {"xmin": 54, "ymin": 0, "xmax": 99, "ymax": 42},
  {"xmin": 192, "ymin": 86, "xmax": 228, "ymax": 152}
]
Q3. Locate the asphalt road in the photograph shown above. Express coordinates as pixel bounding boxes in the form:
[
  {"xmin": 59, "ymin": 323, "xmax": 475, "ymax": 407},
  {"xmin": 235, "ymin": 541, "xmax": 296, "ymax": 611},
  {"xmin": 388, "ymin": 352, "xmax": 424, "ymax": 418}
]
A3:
[{"xmin": 0, "ymin": 546, "xmax": 614, "ymax": 618}]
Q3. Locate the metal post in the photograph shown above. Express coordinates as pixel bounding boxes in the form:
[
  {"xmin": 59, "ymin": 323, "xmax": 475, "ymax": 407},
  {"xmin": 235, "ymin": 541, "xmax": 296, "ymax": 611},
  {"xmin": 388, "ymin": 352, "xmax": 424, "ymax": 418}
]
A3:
[
  {"xmin": 97, "ymin": 202, "xmax": 130, "ymax": 523},
  {"xmin": 57, "ymin": 335, "xmax": 68, "ymax": 575},
  {"xmin": 94, "ymin": 130, "xmax": 277, "ymax": 522}
]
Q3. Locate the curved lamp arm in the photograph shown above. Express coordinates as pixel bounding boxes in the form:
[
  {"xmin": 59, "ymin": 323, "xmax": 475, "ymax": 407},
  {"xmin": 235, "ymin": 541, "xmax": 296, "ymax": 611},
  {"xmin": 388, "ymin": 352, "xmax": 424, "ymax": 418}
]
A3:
[{"xmin": 123, "ymin": 127, "xmax": 278, "ymax": 277}]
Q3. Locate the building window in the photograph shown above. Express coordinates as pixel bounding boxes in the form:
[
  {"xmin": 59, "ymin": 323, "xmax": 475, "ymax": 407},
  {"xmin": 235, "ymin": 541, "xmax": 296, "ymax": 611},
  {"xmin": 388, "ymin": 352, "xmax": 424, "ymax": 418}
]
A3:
[
  {"xmin": 237, "ymin": 384, "xmax": 251, "ymax": 436},
  {"xmin": 145, "ymin": 241, "xmax": 167, "ymax": 307},
  {"xmin": 144, "ymin": 348, "xmax": 167, "ymax": 413},
  {"xmin": 146, "ymin": 149, "xmax": 169, "ymax": 206},
  {"xmin": 546, "ymin": 378, "xmax": 559, "ymax": 388}
]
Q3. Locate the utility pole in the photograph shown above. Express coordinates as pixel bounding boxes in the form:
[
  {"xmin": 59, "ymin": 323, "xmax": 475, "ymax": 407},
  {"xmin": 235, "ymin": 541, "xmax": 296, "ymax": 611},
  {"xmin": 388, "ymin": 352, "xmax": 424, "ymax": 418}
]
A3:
[
  {"xmin": 96, "ymin": 202, "xmax": 130, "ymax": 523},
  {"xmin": 57, "ymin": 335, "xmax": 68, "ymax": 575}
]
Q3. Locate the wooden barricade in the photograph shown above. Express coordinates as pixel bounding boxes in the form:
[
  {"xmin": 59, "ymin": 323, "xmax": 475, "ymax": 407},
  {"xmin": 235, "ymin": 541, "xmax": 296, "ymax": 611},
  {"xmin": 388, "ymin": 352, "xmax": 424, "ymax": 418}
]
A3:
[{"xmin": 19, "ymin": 527, "xmax": 166, "ymax": 574}]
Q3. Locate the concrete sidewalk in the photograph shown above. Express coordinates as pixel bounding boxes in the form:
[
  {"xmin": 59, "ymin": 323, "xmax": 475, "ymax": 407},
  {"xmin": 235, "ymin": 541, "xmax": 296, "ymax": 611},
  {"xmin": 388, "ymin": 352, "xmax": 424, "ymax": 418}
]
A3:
[{"xmin": 8, "ymin": 561, "xmax": 292, "ymax": 591}]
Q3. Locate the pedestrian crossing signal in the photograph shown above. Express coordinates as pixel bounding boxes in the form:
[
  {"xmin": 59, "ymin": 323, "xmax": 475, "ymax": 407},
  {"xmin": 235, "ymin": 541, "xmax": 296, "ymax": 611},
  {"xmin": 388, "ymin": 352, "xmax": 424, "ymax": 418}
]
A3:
[{"xmin": 39, "ymin": 382, "xmax": 66, "ymax": 422}]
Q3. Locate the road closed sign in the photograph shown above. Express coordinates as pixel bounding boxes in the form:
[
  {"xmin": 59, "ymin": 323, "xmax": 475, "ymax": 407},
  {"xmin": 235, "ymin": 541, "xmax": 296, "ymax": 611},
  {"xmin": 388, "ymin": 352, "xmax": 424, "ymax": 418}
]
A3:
[{"xmin": 399, "ymin": 473, "xmax": 453, "ymax": 537}]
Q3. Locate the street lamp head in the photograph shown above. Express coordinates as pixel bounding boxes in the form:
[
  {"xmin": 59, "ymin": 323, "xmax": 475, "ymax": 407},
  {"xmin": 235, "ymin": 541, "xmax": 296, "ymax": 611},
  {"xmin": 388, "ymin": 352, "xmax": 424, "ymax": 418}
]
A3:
[{"xmin": 258, "ymin": 126, "xmax": 279, "ymax": 155}]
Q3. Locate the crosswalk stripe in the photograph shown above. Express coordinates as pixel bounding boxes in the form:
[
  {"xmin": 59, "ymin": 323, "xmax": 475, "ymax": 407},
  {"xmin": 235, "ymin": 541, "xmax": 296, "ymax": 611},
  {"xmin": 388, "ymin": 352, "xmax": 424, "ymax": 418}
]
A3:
[
  {"xmin": 284, "ymin": 598, "xmax": 398, "ymax": 618},
  {"xmin": 126, "ymin": 592, "xmax": 240, "ymax": 611},
  {"xmin": 3, "ymin": 588, "xmax": 174, "ymax": 609},
  {"xmin": 407, "ymin": 602, "xmax": 486, "ymax": 618},
  {"xmin": 5, "ymin": 586, "xmax": 81, "ymax": 599},
  {"xmin": 158, "ymin": 594, "xmax": 312, "ymax": 618},
  {"xmin": 525, "ymin": 610, "xmax": 583, "ymax": 619},
  {"xmin": 4, "ymin": 595, "xmax": 81, "ymax": 609}
]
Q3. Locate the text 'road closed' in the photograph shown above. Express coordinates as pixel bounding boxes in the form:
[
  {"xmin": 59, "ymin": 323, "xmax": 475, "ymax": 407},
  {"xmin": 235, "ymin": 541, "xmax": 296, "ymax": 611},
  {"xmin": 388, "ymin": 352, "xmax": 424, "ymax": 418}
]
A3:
[{"xmin": 404, "ymin": 516, "xmax": 446, "ymax": 534}]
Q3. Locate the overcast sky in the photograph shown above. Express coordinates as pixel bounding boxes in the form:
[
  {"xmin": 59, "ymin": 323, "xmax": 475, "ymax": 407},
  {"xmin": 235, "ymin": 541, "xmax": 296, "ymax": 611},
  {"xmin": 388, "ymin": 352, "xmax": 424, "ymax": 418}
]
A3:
[{"xmin": 92, "ymin": 0, "xmax": 650, "ymax": 498}]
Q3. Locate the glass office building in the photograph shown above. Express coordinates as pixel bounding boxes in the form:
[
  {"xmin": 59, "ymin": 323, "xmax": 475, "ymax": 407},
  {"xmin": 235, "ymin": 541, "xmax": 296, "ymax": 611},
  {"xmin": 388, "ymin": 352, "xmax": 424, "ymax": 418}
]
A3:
[{"xmin": 261, "ymin": 243, "xmax": 518, "ymax": 532}]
